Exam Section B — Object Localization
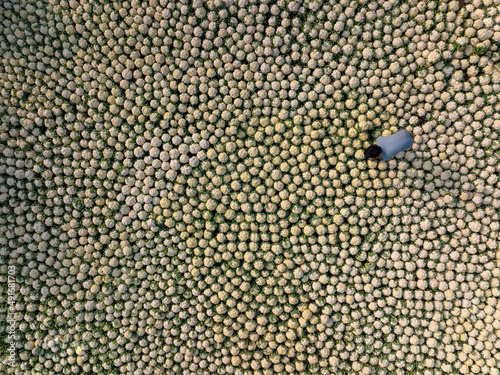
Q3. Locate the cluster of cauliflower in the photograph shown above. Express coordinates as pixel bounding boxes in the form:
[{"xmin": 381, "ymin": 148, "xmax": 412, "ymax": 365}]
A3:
[{"xmin": 1, "ymin": 0, "xmax": 499, "ymax": 374}]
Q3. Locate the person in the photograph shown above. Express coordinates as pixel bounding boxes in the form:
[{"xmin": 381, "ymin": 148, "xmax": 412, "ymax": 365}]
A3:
[{"xmin": 364, "ymin": 129, "xmax": 414, "ymax": 160}]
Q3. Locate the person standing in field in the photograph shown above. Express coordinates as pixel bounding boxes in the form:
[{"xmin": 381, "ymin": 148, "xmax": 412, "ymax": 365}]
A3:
[{"xmin": 364, "ymin": 129, "xmax": 414, "ymax": 160}]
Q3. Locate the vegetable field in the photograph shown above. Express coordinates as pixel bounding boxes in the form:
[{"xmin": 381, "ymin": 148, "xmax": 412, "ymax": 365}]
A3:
[{"xmin": 1, "ymin": 0, "xmax": 499, "ymax": 374}]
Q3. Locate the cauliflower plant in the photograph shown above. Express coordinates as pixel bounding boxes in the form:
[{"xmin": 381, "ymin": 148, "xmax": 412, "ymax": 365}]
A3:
[{"xmin": 1, "ymin": 0, "xmax": 499, "ymax": 374}]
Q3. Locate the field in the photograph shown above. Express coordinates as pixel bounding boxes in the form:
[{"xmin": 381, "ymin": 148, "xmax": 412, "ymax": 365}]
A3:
[{"xmin": 1, "ymin": 0, "xmax": 499, "ymax": 374}]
